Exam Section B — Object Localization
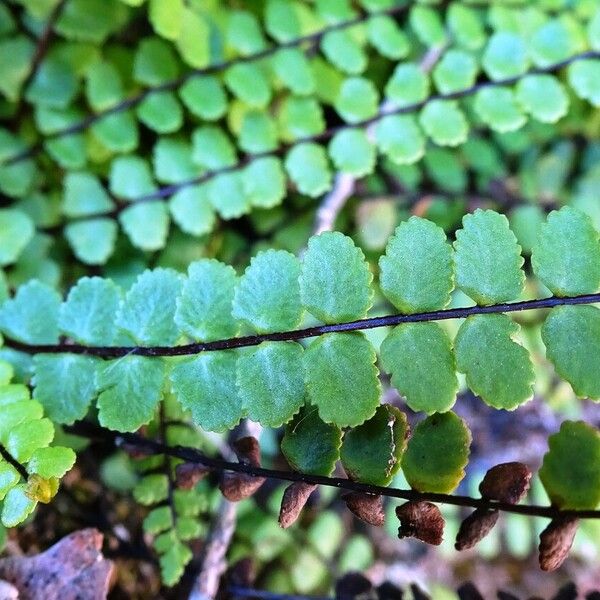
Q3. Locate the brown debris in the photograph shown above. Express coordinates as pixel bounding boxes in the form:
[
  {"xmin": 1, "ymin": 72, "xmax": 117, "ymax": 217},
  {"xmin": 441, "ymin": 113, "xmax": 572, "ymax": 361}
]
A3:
[
  {"xmin": 395, "ymin": 501, "xmax": 444, "ymax": 545},
  {"xmin": 539, "ymin": 517, "xmax": 579, "ymax": 571},
  {"xmin": 0, "ymin": 529, "xmax": 113, "ymax": 600},
  {"xmin": 219, "ymin": 472, "xmax": 266, "ymax": 502},
  {"xmin": 278, "ymin": 482, "xmax": 318, "ymax": 528},
  {"xmin": 343, "ymin": 492, "xmax": 385, "ymax": 527},
  {"xmin": 175, "ymin": 462, "xmax": 211, "ymax": 489},
  {"xmin": 479, "ymin": 462, "xmax": 532, "ymax": 504},
  {"xmin": 455, "ymin": 509, "xmax": 500, "ymax": 551},
  {"xmin": 232, "ymin": 436, "xmax": 261, "ymax": 466}
]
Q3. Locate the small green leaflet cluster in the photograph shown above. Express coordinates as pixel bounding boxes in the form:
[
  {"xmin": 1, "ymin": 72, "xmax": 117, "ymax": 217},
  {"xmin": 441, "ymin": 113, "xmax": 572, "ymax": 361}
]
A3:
[
  {"xmin": 0, "ymin": 360, "xmax": 76, "ymax": 528},
  {"xmin": 280, "ymin": 406, "xmax": 600, "ymax": 512},
  {"xmin": 132, "ymin": 398, "xmax": 208, "ymax": 586},
  {"xmin": 281, "ymin": 405, "xmax": 470, "ymax": 494},
  {"xmin": 0, "ymin": 207, "xmax": 598, "ymax": 436},
  {"xmin": 2, "ymin": 2, "xmax": 600, "ymax": 266}
]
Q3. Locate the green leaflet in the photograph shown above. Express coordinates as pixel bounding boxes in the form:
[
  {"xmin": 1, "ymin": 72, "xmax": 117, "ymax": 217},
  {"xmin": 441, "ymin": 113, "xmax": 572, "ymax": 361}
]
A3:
[
  {"xmin": 224, "ymin": 62, "xmax": 271, "ymax": 108},
  {"xmin": 531, "ymin": 207, "xmax": 600, "ymax": 296},
  {"xmin": 432, "ymin": 50, "xmax": 478, "ymax": 94},
  {"xmin": 340, "ymin": 405, "xmax": 408, "ymax": 486},
  {"xmin": 179, "ymin": 76, "xmax": 227, "ymax": 121},
  {"xmin": 208, "ymin": 172, "xmax": 250, "ymax": 219},
  {"xmin": 169, "ymin": 185, "xmax": 216, "ymax": 237},
  {"xmin": 381, "ymin": 323, "xmax": 458, "ymax": 414},
  {"xmin": 401, "ymin": 412, "xmax": 471, "ymax": 494},
  {"xmin": 0, "ymin": 461, "xmax": 20, "ymax": 501},
  {"xmin": 281, "ymin": 405, "xmax": 342, "ymax": 476},
  {"xmin": 304, "ymin": 332, "xmax": 380, "ymax": 427},
  {"xmin": 0, "ymin": 280, "xmax": 61, "ymax": 344},
  {"xmin": 419, "ymin": 100, "xmax": 469, "ymax": 147},
  {"xmin": 136, "ymin": 91, "xmax": 183, "ymax": 134},
  {"xmin": 96, "ymin": 356, "xmax": 166, "ymax": 432},
  {"xmin": 278, "ymin": 96, "xmax": 325, "ymax": 141},
  {"xmin": 447, "ymin": 3, "xmax": 486, "ymax": 50},
  {"xmin": 328, "ymin": 129, "xmax": 376, "ymax": 177},
  {"xmin": 175, "ymin": 260, "xmax": 238, "ymax": 342},
  {"xmin": 160, "ymin": 541, "xmax": 192, "ymax": 587},
  {"xmin": 133, "ymin": 474, "xmax": 169, "ymax": 505},
  {"xmin": 153, "ymin": 139, "xmax": 199, "ymax": 184},
  {"xmin": 321, "ymin": 29, "xmax": 366, "ymax": 75},
  {"xmin": 237, "ymin": 342, "xmax": 305, "ymax": 427},
  {"xmin": 32, "ymin": 354, "xmax": 100, "ymax": 424},
  {"xmin": 568, "ymin": 59, "xmax": 600, "ymax": 107},
  {"xmin": 239, "ymin": 112, "xmax": 278, "ymax": 153},
  {"xmin": 65, "ymin": 219, "xmax": 117, "ymax": 266},
  {"xmin": 482, "ymin": 32, "xmax": 529, "ymax": 81},
  {"xmin": 300, "ymin": 231, "xmax": 373, "ymax": 323},
  {"xmin": 334, "ymin": 77, "xmax": 379, "ymax": 124},
  {"xmin": 243, "ymin": 157, "xmax": 285, "ymax": 208},
  {"xmin": 7, "ymin": 418, "xmax": 54, "ymax": 463},
  {"xmin": 26, "ymin": 447, "xmax": 76, "ymax": 479},
  {"xmin": 455, "ymin": 314, "xmax": 535, "ymax": 410},
  {"xmin": 539, "ymin": 421, "xmax": 600, "ymax": 510},
  {"xmin": 367, "ymin": 15, "xmax": 410, "ymax": 60},
  {"xmin": 227, "ymin": 10, "xmax": 266, "ymax": 55},
  {"xmin": 174, "ymin": 8, "xmax": 210, "ymax": 68},
  {"xmin": 116, "ymin": 269, "xmax": 183, "ymax": 346},
  {"xmin": 285, "ymin": 142, "xmax": 332, "ymax": 198},
  {"xmin": 0, "ymin": 209, "xmax": 34, "ymax": 266},
  {"xmin": 515, "ymin": 75, "xmax": 569, "ymax": 124},
  {"xmin": 192, "ymin": 126, "xmax": 236, "ymax": 170},
  {"xmin": 2, "ymin": 485, "xmax": 36, "ymax": 527},
  {"xmin": 109, "ymin": 156, "xmax": 156, "ymax": 201},
  {"xmin": 271, "ymin": 48, "xmax": 315, "ymax": 95},
  {"xmin": 170, "ymin": 351, "xmax": 243, "ymax": 432},
  {"xmin": 85, "ymin": 61, "xmax": 123, "ymax": 110},
  {"xmin": 542, "ymin": 305, "xmax": 600, "ymax": 400},
  {"xmin": 59, "ymin": 277, "xmax": 121, "ymax": 345},
  {"xmin": 233, "ymin": 249, "xmax": 303, "ymax": 333},
  {"xmin": 454, "ymin": 209, "xmax": 525, "ymax": 305},
  {"xmin": 379, "ymin": 217, "xmax": 454, "ymax": 313},
  {"xmin": 375, "ymin": 115, "xmax": 425, "ymax": 165},
  {"xmin": 134, "ymin": 38, "xmax": 179, "ymax": 86},
  {"xmin": 384, "ymin": 63, "xmax": 429, "ymax": 108},
  {"xmin": 474, "ymin": 87, "xmax": 527, "ymax": 134}
]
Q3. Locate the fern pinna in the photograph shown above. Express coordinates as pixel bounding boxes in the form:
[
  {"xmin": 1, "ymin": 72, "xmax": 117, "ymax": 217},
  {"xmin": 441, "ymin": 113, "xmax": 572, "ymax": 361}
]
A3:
[{"xmin": 1, "ymin": 0, "xmax": 600, "ymax": 593}]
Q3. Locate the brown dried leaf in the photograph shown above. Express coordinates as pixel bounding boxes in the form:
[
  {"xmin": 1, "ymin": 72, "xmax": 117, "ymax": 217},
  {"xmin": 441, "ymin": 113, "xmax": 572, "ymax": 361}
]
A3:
[
  {"xmin": 479, "ymin": 462, "xmax": 532, "ymax": 504},
  {"xmin": 539, "ymin": 517, "xmax": 579, "ymax": 571},
  {"xmin": 233, "ymin": 436, "xmax": 261, "ymax": 466},
  {"xmin": 279, "ymin": 482, "xmax": 317, "ymax": 528},
  {"xmin": 219, "ymin": 472, "xmax": 266, "ymax": 502},
  {"xmin": 454, "ymin": 508, "xmax": 499, "ymax": 551},
  {"xmin": 0, "ymin": 529, "xmax": 113, "ymax": 600},
  {"xmin": 343, "ymin": 492, "xmax": 385, "ymax": 527},
  {"xmin": 396, "ymin": 501, "xmax": 444, "ymax": 545},
  {"xmin": 175, "ymin": 462, "xmax": 210, "ymax": 489}
]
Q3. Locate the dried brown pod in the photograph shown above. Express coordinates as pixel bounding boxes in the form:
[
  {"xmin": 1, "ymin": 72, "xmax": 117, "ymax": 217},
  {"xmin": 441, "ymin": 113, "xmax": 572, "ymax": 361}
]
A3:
[
  {"xmin": 343, "ymin": 492, "xmax": 385, "ymax": 527},
  {"xmin": 395, "ymin": 501, "xmax": 444, "ymax": 545},
  {"xmin": 279, "ymin": 481, "xmax": 317, "ymax": 528},
  {"xmin": 455, "ymin": 508, "xmax": 500, "ymax": 551},
  {"xmin": 175, "ymin": 462, "xmax": 210, "ymax": 489},
  {"xmin": 219, "ymin": 471, "xmax": 265, "ymax": 501},
  {"xmin": 233, "ymin": 436, "xmax": 261, "ymax": 466},
  {"xmin": 479, "ymin": 462, "xmax": 532, "ymax": 504},
  {"xmin": 539, "ymin": 517, "xmax": 579, "ymax": 571}
]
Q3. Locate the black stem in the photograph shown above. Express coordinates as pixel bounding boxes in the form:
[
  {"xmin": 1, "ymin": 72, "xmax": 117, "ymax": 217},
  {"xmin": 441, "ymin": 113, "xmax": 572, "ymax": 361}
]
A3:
[
  {"xmin": 65, "ymin": 421, "xmax": 600, "ymax": 520},
  {"xmin": 4, "ymin": 293, "xmax": 600, "ymax": 358},
  {"xmin": 0, "ymin": 443, "xmax": 29, "ymax": 480}
]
